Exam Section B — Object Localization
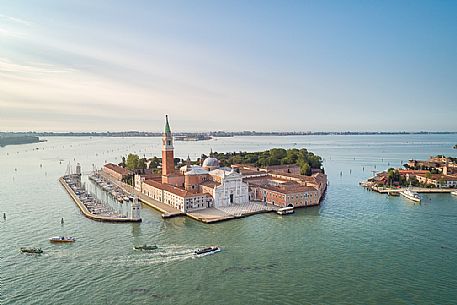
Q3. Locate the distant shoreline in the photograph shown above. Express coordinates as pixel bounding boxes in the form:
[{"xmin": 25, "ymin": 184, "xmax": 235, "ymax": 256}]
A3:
[
  {"xmin": 0, "ymin": 135, "xmax": 43, "ymax": 147},
  {"xmin": 1, "ymin": 131, "xmax": 456, "ymax": 138}
]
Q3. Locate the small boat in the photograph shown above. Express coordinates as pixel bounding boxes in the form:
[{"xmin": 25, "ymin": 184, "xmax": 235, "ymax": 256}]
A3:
[
  {"xmin": 277, "ymin": 206, "xmax": 294, "ymax": 215},
  {"xmin": 388, "ymin": 191, "xmax": 400, "ymax": 197},
  {"xmin": 400, "ymin": 189, "xmax": 421, "ymax": 203},
  {"xmin": 20, "ymin": 247, "xmax": 43, "ymax": 254},
  {"xmin": 133, "ymin": 244, "xmax": 158, "ymax": 251},
  {"xmin": 194, "ymin": 246, "xmax": 221, "ymax": 256},
  {"xmin": 451, "ymin": 191, "xmax": 457, "ymax": 196},
  {"xmin": 49, "ymin": 236, "xmax": 76, "ymax": 243}
]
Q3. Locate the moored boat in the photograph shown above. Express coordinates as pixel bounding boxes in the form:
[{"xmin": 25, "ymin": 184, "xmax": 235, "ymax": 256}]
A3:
[
  {"xmin": 194, "ymin": 246, "xmax": 221, "ymax": 256},
  {"xmin": 277, "ymin": 206, "xmax": 294, "ymax": 215},
  {"xmin": 20, "ymin": 247, "xmax": 43, "ymax": 254},
  {"xmin": 133, "ymin": 244, "xmax": 158, "ymax": 251},
  {"xmin": 400, "ymin": 189, "xmax": 421, "ymax": 203},
  {"xmin": 451, "ymin": 191, "xmax": 457, "ymax": 196},
  {"xmin": 49, "ymin": 236, "xmax": 76, "ymax": 243}
]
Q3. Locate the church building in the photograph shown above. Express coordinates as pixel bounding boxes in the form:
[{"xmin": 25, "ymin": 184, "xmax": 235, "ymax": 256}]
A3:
[{"xmin": 138, "ymin": 115, "xmax": 250, "ymax": 213}]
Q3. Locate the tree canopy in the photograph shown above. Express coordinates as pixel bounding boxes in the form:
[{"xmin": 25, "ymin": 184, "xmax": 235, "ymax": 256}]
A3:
[
  {"xmin": 211, "ymin": 148, "xmax": 323, "ymax": 175},
  {"xmin": 126, "ymin": 153, "xmax": 140, "ymax": 170}
]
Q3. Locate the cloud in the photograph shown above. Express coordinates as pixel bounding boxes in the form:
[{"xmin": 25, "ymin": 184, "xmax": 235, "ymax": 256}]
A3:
[
  {"xmin": 0, "ymin": 27, "xmax": 25, "ymax": 37},
  {"xmin": 0, "ymin": 14, "xmax": 32, "ymax": 26},
  {"xmin": 0, "ymin": 57, "xmax": 75, "ymax": 74}
]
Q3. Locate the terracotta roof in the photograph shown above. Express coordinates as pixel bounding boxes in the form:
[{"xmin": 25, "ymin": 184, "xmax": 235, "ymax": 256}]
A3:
[
  {"xmin": 266, "ymin": 164, "xmax": 300, "ymax": 171},
  {"xmin": 239, "ymin": 169, "xmax": 266, "ymax": 176},
  {"xmin": 138, "ymin": 173, "xmax": 161, "ymax": 179},
  {"xmin": 417, "ymin": 174, "xmax": 457, "ymax": 181},
  {"xmin": 311, "ymin": 173, "xmax": 327, "ymax": 184},
  {"xmin": 398, "ymin": 170, "xmax": 430, "ymax": 175},
  {"xmin": 200, "ymin": 180, "xmax": 220, "ymax": 188},
  {"xmin": 144, "ymin": 179, "xmax": 189, "ymax": 197},
  {"xmin": 254, "ymin": 183, "xmax": 317, "ymax": 195},
  {"xmin": 104, "ymin": 163, "xmax": 129, "ymax": 176},
  {"xmin": 143, "ymin": 179, "xmax": 210, "ymax": 198}
]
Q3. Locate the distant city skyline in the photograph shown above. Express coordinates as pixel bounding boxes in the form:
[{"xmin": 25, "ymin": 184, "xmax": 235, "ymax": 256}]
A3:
[{"xmin": 1, "ymin": 1, "xmax": 456, "ymax": 132}]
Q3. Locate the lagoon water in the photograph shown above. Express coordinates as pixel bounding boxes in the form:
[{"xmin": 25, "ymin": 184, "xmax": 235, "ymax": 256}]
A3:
[{"xmin": 1, "ymin": 134, "xmax": 457, "ymax": 305}]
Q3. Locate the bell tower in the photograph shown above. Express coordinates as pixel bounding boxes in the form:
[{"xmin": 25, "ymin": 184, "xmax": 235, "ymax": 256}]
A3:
[{"xmin": 162, "ymin": 115, "xmax": 175, "ymax": 181}]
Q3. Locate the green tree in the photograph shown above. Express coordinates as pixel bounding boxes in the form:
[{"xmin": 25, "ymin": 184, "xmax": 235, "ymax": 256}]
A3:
[
  {"xmin": 126, "ymin": 153, "xmax": 139, "ymax": 170},
  {"xmin": 149, "ymin": 157, "xmax": 160, "ymax": 169}
]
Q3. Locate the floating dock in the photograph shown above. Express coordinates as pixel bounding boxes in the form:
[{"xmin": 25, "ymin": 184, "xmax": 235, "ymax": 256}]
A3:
[{"xmin": 60, "ymin": 176, "xmax": 141, "ymax": 223}]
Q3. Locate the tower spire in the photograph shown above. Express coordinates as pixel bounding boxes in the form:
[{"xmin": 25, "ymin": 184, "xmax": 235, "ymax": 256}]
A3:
[
  {"xmin": 162, "ymin": 115, "xmax": 174, "ymax": 179},
  {"xmin": 164, "ymin": 114, "xmax": 171, "ymax": 134}
]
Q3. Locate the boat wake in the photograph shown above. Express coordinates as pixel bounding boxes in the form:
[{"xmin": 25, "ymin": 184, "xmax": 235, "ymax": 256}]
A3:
[{"xmin": 43, "ymin": 245, "xmax": 204, "ymax": 266}]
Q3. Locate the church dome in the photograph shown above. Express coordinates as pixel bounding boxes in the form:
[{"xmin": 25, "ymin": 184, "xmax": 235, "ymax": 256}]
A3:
[{"xmin": 202, "ymin": 157, "xmax": 219, "ymax": 168}]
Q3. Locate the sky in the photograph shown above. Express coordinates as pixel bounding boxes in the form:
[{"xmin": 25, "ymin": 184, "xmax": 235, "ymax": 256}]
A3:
[{"xmin": 0, "ymin": 0, "xmax": 456, "ymax": 132}]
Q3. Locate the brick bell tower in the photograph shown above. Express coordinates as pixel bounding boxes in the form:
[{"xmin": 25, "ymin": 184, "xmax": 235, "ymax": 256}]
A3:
[{"xmin": 162, "ymin": 115, "xmax": 175, "ymax": 182}]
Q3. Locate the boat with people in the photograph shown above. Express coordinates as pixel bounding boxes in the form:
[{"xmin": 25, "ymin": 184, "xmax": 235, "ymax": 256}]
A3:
[
  {"xmin": 20, "ymin": 247, "xmax": 43, "ymax": 254},
  {"xmin": 49, "ymin": 236, "xmax": 76, "ymax": 243},
  {"xmin": 133, "ymin": 244, "xmax": 158, "ymax": 251},
  {"xmin": 194, "ymin": 246, "xmax": 221, "ymax": 256},
  {"xmin": 400, "ymin": 188, "xmax": 421, "ymax": 203},
  {"xmin": 277, "ymin": 206, "xmax": 294, "ymax": 215}
]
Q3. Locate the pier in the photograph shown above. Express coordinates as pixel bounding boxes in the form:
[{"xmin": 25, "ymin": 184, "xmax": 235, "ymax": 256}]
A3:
[
  {"xmin": 372, "ymin": 187, "xmax": 454, "ymax": 194},
  {"xmin": 187, "ymin": 203, "xmax": 277, "ymax": 223},
  {"xmin": 60, "ymin": 175, "xmax": 141, "ymax": 222}
]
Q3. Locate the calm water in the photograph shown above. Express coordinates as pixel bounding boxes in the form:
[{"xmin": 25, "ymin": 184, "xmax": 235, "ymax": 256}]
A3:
[{"xmin": 1, "ymin": 135, "xmax": 457, "ymax": 305}]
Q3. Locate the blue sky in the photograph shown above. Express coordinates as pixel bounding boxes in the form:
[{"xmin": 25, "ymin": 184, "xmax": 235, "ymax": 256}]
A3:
[{"xmin": 0, "ymin": 0, "xmax": 456, "ymax": 132}]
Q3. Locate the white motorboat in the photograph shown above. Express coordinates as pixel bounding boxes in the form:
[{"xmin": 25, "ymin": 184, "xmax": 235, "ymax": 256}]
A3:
[
  {"xmin": 49, "ymin": 236, "xmax": 76, "ymax": 243},
  {"xmin": 277, "ymin": 206, "xmax": 294, "ymax": 215},
  {"xmin": 400, "ymin": 189, "xmax": 421, "ymax": 203},
  {"xmin": 451, "ymin": 191, "xmax": 457, "ymax": 196}
]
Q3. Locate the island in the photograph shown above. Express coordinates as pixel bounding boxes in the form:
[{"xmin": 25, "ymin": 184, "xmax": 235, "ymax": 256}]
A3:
[
  {"xmin": 174, "ymin": 134, "xmax": 212, "ymax": 141},
  {"xmin": 361, "ymin": 155, "xmax": 457, "ymax": 192},
  {"xmin": 94, "ymin": 115, "xmax": 328, "ymax": 223},
  {"xmin": 0, "ymin": 135, "xmax": 43, "ymax": 147}
]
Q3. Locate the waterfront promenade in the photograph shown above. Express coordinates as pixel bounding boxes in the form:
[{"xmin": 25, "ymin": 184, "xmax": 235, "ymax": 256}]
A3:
[
  {"xmin": 367, "ymin": 186, "xmax": 455, "ymax": 194},
  {"xmin": 187, "ymin": 202, "xmax": 277, "ymax": 223},
  {"xmin": 99, "ymin": 171, "xmax": 277, "ymax": 223}
]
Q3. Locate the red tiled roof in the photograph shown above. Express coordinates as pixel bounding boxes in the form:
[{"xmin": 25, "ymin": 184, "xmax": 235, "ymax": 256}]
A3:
[
  {"xmin": 144, "ymin": 179, "xmax": 210, "ymax": 198},
  {"xmin": 416, "ymin": 174, "xmax": 457, "ymax": 181},
  {"xmin": 200, "ymin": 180, "xmax": 221, "ymax": 188},
  {"xmin": 254, "ymin": 183, "xmax": 317, "ymax": 195},
  {"xmin": 104, "ymin": 163, "xmax": 129, "ymax": 176},
  {"xmin": 144, "ymin": 179, "xmax": 189, "ymax": 197},
  {"xmin": 398, "ymin": 170, "xmax": 429, "ymax": 175},
  {"xmin": 266, "ymin": 164, "xmax": 300, "ymax": 170}
]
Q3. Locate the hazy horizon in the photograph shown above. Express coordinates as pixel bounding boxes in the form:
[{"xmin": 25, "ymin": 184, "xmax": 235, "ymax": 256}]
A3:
[
  {"xmin": 2, "ymin": 129, "xmax": 457, "ymax": 134},
  {"xmin": 1, "ymin": 1, "xmax": 456, "ymax": 132}
]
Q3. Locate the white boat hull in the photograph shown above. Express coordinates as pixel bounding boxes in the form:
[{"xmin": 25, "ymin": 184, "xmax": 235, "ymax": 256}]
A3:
[{"xmin": 400, "ymin": 192, "xmax": 421, "ymax": 203}]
